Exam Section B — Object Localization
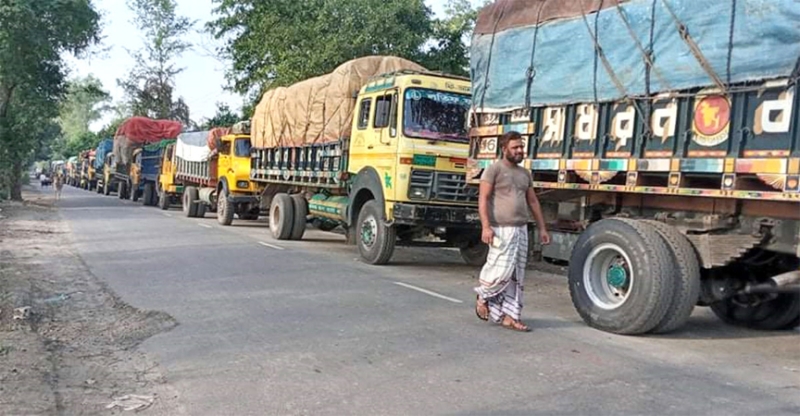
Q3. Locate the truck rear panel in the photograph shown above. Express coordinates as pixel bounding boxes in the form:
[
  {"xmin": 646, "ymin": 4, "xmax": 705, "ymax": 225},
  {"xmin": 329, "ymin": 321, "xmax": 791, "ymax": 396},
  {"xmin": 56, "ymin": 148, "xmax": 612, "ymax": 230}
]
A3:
[
  {"xmin": 469, "ymin": 79, "xmax": 800, "ymax": 207},
  {"xmin": 250, "ymin": 140, "xmax": 348, "ymax": 190}
]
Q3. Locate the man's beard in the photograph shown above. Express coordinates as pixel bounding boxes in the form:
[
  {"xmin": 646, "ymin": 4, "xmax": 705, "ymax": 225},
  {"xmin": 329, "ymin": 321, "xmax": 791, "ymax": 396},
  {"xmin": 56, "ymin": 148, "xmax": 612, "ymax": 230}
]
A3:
[{"xmin": 505, "ymin": 154, "xmax": 523, "ymax": 164}]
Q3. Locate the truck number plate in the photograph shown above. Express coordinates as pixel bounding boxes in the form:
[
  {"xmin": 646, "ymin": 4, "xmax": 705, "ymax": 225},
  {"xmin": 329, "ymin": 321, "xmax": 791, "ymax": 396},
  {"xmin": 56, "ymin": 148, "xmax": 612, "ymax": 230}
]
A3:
[{"xmin": 477, "ymin": 137, "xmax": 498, "ymax": 159}]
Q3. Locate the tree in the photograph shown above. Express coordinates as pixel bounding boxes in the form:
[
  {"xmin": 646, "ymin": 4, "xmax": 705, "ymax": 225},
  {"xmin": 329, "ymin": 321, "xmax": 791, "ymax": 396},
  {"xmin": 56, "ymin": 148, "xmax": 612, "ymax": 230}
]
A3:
[
  {"xmin": 0, "ymin": 0, "xmax": 100, "ymax": 200},
  {"xmin": 200, "ymin": 102, "xmax": 240, "ymax": 130},
  {"xmin": 52, "ymin": 75, "xmax": 110, "ymax": 159},
  {"xmin": 118, "ymin": 0, "xmax": 194, "ymax": 126},
  {"xmin": 423, "ymin": 0, "xmax": 488, "ymax": 77},
  {"xmin": 208, "ymin": 0, "xmax": 434, "ymax": 95}
]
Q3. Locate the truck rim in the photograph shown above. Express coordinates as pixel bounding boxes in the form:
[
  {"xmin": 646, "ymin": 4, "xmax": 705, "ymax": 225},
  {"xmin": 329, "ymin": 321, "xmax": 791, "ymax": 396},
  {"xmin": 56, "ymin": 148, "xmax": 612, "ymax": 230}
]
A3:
[
  {"xmin": 583, "ymin": 243, "xmax": 634, "ymax": 310},
  {"xmin": 361, "ymin": 217, "xmax": 377, "ymax": 249}
]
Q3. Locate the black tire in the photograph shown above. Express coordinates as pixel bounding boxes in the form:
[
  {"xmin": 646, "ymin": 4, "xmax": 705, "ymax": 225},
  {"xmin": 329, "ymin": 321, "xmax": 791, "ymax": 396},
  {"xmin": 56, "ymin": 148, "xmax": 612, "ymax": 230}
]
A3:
[
  {"xmin": 143, "ymin": 182, "xmax": 155, "ymax": 206},
  {"xmin": 460, "ymin": 242, "xmax": 489, "ymax": 267},
  {"xmin": 289, "ymin": 194, "xmax": 307, "ymax": 241},
  {"xmin": 182, "ymin": 186, "xmax": 199, "ymax": 218},
  {"xmin": 356, "ymin": 200, "xmax": 396, "ymax": 265},
  {"xmin": 196, "ymin": 202, "xmax": 207, "ymax": 218},
  {"xmin": 118, "ymin": 182, "xmax": 127, "ymax": 200},
  {"xmin": 217, "ymin": 187, "xmax": 234, "ymax": 226},
  {"xmin": 269, "ymin": 193, "xmax": 294, "ymax": 240},
  {"xmin": 568, "ymin": 218, "xmax": 675, "ymax": 335},
  {"xmin": 158, "ymin": 188, "xmax": 170, "ymax": 211},
  {"xmin": 130, "ymin": 183, "xmax": 139, "ymax": 202},
  {"xmin": 642, "ymin": 220, "xmax": 702, "ymax": 334},
  {"xmin": 710, "ymin": 292, "xmax": 800, "ymax": 331}
]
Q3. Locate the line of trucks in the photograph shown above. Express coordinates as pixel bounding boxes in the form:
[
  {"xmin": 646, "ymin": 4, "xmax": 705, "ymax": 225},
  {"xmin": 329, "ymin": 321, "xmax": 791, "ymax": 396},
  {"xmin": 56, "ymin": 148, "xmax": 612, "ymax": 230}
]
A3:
[{"xmin": 62, "ymin": 0, "xmax": 800, "ymax": 335}]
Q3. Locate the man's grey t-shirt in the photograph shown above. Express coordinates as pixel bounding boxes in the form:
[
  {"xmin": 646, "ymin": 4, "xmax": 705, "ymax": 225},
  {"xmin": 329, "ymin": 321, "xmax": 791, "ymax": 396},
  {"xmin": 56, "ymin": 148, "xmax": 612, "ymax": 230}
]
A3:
[{"xmin": 481, "ymin": 160, "xmax": 532, "ymax": 226}]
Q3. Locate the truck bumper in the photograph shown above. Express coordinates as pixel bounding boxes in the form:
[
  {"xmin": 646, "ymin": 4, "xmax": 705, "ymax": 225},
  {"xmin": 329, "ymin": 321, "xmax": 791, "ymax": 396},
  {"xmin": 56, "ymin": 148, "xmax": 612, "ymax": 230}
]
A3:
[{"xmin": 392, "ymin": 203, "xmax": 480, "ymax": 227}]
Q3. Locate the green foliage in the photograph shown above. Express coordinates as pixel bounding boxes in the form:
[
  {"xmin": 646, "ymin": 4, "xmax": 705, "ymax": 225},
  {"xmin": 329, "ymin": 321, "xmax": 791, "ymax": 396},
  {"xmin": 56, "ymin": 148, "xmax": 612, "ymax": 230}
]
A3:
[
  {"xmin": 0, "ymin": 0, "xmax": 101, "ymax": 200},
  {"xmin": 200, "ymin": 102, "xmax": 241, "ymax": 130},
  {"xmin": 118, "ymin": 0, "xmax": 195, "ymax": 126},
  {"xmin": 208, "ymin": 0, "xmax": 434, "ymax": 95},
  {"xmin": 208, "ymin": 0, "xmax": 486, "ymax": 99},
  {"xmin": 51, "ymin": 75, "xmax": 110, "ymax": 159}
]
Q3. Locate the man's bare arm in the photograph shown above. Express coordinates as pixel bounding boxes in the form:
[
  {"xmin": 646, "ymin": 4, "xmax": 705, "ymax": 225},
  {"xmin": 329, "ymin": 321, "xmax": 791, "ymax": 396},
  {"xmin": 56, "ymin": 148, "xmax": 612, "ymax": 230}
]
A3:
[{"xmin": 479, "ymin": 181, "xmax": 494, "ymax": 244}]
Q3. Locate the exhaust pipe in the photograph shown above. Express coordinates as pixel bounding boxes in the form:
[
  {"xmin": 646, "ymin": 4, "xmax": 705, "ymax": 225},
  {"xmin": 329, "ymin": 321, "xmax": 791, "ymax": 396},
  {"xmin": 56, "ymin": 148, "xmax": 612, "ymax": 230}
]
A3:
[{"xmin": 741, "ymin": 270, "xmax": 800, "ymax": 295}]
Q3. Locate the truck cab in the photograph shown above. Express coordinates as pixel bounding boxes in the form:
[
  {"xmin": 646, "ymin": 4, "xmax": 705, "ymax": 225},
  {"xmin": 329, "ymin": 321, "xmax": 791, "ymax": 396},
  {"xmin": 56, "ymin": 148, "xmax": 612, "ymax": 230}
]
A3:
[{"xmin": 214, "ymin": 131, "xmax": 261, "ymax": 223}]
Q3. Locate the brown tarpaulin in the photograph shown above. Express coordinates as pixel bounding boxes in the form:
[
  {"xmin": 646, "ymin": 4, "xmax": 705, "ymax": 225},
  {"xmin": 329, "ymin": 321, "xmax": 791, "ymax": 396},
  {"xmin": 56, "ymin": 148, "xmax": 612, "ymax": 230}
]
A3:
[
  {"xmin": 250, "ymin": 56, "xmax": 426, "ymax": 149},
  {"xmin": 474, "ymin": 0, "xmax": 621, "ymax": 35},
  {"xmin": 206, "ymin": 127, "xmax": 232, "ymax": 151}
]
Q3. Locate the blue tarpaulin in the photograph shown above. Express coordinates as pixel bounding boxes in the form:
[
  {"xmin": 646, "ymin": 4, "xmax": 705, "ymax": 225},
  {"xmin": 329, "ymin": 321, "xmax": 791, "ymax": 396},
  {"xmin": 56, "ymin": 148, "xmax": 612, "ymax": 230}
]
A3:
[
  {"xmin": 94, "ymin": 139, "xmax": 113, "ymax": 170},
  {"xmin": 471, "ymin": 0, "xmax": 800, "ymax": 111}
]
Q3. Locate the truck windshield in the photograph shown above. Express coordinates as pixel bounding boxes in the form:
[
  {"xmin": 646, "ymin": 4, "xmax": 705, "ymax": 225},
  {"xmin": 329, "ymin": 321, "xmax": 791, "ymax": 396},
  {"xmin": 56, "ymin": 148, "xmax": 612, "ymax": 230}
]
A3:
[
  {"xmin": 234, "ymin": 139, "xmax": 251, "ymax": 157},
  {"xmin": 403, "ymin": 88, "xmax": 471, "ymax": 143}
]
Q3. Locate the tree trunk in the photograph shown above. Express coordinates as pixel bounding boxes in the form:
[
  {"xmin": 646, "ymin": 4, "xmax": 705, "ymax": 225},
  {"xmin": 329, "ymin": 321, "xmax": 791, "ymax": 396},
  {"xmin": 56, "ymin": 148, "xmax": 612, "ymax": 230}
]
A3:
[{"xmin": 10, "ymin": 159, "xmax": 23, "ymax": 201}]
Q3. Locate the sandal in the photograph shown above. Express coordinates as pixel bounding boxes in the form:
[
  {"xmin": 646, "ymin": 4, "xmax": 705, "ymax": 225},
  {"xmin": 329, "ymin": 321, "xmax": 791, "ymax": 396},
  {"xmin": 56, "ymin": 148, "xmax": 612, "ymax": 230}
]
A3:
[
  {"xmin": 475, "ymin": 295, "xmax": 489, "ymax": 321},
  {"xmin": 501, "ymin": 317, "xmax": 531, "ymax": 332}
]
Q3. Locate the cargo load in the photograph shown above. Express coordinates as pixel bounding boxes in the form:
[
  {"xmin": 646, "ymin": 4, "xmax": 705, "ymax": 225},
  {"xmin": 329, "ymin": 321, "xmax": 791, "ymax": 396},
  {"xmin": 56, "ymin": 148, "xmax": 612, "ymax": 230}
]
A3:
[
  {"xmin": 94, "ymin": 139, "xmax": 113, "ymax": 170},
  {"xmin": 471, "ymin": 0, "xmax": 800, "ymax": 111},
  {"xmin": 113, "ymin": 117, "xmax": 183, "ymax": 166},
  {"xmin": 250, "ymin": 56, "xmax": 426, "ymax": 149}
]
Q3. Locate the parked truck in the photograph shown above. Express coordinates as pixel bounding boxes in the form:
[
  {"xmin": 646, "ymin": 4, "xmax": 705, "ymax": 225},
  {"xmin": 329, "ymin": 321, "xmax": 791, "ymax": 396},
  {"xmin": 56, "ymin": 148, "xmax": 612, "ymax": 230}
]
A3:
[
  {"xmin": 207, "ymin": 56, "xmax": 478, "ymax": 265},
  {"xmin": 126, "ymin": 140, "xmax": 173, "ymax": 205},
  {"xmin": 94, "ymin": 139, "xmax": 113, "ymax": 194},
  {"xmin": 103, "ymin": 117, "xmax": 183, "ymax": 198},
  {"xmin": 66, "ymin": 156, "xmax": 79, "ymax": 187},
  {"xmin": 158, "ymin": 130, "xmax": 225, "ymax": 215},
  {"xmin": 77, "ymin": 150, "xmax": 95, "ymax": 190},
  {"xmin": 468, "ymin": 0, "xmax": 800, "ymax": 334}
]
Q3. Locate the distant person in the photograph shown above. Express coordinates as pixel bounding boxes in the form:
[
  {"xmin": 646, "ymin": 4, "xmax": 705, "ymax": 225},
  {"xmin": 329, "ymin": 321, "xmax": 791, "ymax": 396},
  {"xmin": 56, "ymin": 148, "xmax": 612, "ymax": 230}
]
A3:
[
  {"xmin": 474, "ymin": 131, "xmax": 550, "ymax": 332},
  {"xmin": 54, "ymin": 173, "xmax": 64, "ymax": 201},
  {"xmin": 40, "ymin": 173, "xmax": 49, "ymax": 188}
]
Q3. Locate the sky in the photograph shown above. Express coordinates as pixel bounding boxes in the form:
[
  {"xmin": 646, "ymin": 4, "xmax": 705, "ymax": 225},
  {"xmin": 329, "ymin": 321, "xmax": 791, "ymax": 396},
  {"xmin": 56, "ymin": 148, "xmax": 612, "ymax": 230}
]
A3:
[{"xmin": 66, "ymin": 0, "xmax": 483, "ymax": 132}]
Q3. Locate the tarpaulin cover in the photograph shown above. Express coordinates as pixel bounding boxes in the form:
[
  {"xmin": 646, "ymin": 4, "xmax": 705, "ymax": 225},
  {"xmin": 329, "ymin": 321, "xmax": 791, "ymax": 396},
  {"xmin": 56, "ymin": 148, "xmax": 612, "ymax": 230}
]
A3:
[
  {"xmin": 114, "ymin": 117, "xmax": 183, "ymax": 166},
  {"xmin": 251, "ymin": 56, "xmax": 426, "ymax": 149},
  {"xmin": 471, "ymin": 0, "xmax": 800, "ymax": 111},
  {"xmin": 175, "ymin": 131, "xmax": 211, "ymax": 163},
  {"xmin": 206, "ymin": 127, "xmax": 231, "ymax": 151},
  {"xmin": 474, "ymin": 0, "xmax": 614, "ymax": 34},
  {"xmin": 94, "ymin": 139, "xmax": 113, "ymax": 170}
]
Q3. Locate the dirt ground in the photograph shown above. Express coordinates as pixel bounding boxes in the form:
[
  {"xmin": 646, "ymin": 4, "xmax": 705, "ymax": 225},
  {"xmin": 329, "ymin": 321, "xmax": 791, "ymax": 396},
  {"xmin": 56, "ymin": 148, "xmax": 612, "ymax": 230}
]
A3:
[{"xmin": 0, "ymin": 187, "xmax": 182, "ymax": 415}]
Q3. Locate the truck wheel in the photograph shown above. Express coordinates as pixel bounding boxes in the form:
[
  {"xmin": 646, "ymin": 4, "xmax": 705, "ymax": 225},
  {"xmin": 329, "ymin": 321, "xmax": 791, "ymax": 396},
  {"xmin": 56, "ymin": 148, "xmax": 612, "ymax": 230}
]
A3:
[
  {"xmin": 143, "ymin": 183, "xmax": 155, "ymax": 206},
  {"xmin": 118, "ymin": 182, "xmax": 127, "ymax": 200},
  {"xmin": 460, "ymin": 242, "xmax": 489, "ymax": 267},
  {"xmin": 568, "ymin": 218, "xmax": 675, "ymax": 335},
  {"xmin": 158, "ymin": 189, "xmax": 170, "ymax": 211},
  {"xmin": 642, "ymin": 220, "xmax": 702, "ymax": 334},
  {"xmin": 290, "ymin": 194, "xmax": 307, "ymax": 240},
  {"xmin": 217, "ymin": 188, "xmax": 234, "ymax": 226},
  {"xmin": 710, "ymin": 292, "xmax": 800, "ymax": 330},
  {"xmin": 130, "ymin": 183, "xmax": 139, "ymax": 202},
  {"xmin": 356, "ymin": 200, "xmax": 396, "ymax": 265},
  {"xmin": 182, "ymin": 187, "xmax": 199, "ymax": 218},
  {"xmin": 269, "ymin": 193, "xmax": 294, "ymax": 240},
  {"xmin": 196, "ymin": 201, "xmax": 207, "ymax": 218}
]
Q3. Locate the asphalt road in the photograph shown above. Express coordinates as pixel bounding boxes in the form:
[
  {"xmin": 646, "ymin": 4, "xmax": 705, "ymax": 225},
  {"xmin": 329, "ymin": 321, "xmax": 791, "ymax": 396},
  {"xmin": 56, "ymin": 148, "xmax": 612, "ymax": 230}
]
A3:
[{"xmin": 54, "ymin": 185, "xmax": 800, "ymax": 416}]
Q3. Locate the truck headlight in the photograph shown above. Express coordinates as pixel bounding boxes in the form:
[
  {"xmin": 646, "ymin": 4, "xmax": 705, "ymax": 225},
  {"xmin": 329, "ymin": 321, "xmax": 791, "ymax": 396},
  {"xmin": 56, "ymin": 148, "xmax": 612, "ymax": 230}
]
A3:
[
  {"xmin": 237, "ymin": 181, "xmax": 249, "ymax": 189},
  {"xmin": 409, "ymin": 187, "xmax": 429, "ymax": 200}
]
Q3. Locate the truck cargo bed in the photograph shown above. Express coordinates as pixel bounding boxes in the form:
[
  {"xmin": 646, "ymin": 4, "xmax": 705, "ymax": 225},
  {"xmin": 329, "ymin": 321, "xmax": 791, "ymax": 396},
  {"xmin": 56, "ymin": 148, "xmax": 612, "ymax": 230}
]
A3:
[{"xmin": 250, "ymin": 140, "xmax": 348, "ymax": 189}]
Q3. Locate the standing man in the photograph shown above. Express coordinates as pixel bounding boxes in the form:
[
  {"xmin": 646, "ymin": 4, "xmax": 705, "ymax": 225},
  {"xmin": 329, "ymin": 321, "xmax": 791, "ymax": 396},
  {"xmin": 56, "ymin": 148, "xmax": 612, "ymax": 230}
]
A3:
[
  {"xmin": 475, "ymin": 131, "xmax": 550, "ymax": 332},
  {"xmin": 54, "ymin": 173, "xmax": 64, "ymax": 201}
]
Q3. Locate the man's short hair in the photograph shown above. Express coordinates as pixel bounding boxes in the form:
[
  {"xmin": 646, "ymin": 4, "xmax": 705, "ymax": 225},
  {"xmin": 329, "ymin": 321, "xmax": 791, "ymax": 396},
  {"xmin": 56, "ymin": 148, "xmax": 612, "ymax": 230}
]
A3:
[{"xmin": 499, "ymin": 131, "xmax": 523, "ymax": 149}]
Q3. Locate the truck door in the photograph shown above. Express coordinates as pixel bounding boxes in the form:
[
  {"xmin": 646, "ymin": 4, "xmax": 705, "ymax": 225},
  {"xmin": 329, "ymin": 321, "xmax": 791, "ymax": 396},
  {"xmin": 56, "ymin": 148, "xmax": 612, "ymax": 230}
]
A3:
[{"xmin": 217, "ymin": 138, "xmax": 232, "ymax": 187}]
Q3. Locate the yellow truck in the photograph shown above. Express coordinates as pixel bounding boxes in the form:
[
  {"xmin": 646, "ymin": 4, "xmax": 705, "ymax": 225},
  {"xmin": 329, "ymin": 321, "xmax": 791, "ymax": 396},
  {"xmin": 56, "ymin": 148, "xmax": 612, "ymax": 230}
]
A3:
[{"xmin": 217, "ymin": 57, "xmax": 483, "ymax": 265}]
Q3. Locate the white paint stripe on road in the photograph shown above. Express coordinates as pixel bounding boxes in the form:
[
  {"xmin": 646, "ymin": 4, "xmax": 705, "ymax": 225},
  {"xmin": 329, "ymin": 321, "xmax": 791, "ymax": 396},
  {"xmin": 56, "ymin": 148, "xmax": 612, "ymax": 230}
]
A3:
[
  {"xmin": 393, "ymin": 282, "xmax": 463, "ymax": 304},
  {"xmin": 162, "ymin": 213, "xmax": 172, "ymax": 217},
  {"xmin": 258, "ymin": 241, "xmax": 285, "ymax": 251},
  {"xmin": 198, "ymin": 223, "xmax": 213, "ymax": 229}
]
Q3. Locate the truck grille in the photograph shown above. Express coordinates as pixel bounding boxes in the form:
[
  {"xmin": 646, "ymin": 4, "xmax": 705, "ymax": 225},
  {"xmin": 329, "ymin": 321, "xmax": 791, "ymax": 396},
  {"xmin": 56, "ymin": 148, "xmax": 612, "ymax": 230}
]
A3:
[{"xmin": 409, "ymin": 170, "xmax": 477, "ymax": 203}]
